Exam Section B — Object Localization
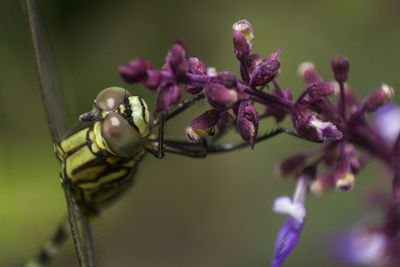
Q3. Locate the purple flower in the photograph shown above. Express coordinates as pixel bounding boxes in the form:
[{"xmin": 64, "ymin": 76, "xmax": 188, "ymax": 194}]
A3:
[
  {"xmin": 292, "ymin": 110, "xmax": 343, "ymax": 142},
  {"xmin": 330, "ymin": 225, "xmax": 387, "ymax": 266},
  {"xmin": 374, "ymin": 103, "xmax": 400, "ymax": 145},
  {"xmin": 272, "ymin": 178, "xmax": 307, "ymax": 267}
]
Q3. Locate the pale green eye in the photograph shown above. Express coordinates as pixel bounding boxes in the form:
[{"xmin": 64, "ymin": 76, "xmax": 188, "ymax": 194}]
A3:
[
  {"xmin": 101, "ymin": 113, "xmax": 141, "ymax": 158},
  {"xmin": 95, "ymin": 87, "xmax": 130, "ymax": 111}
]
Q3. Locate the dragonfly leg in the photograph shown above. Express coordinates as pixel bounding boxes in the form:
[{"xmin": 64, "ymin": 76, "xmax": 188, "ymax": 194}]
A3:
[
  {"xmin": 163, "ymin": 127, "xmax": 305, "ymax": 158},
  {"xmin": 152, "ymin": 94, "xmax": 205, "ymax": 126},
  {"xmin": 146, "ymin": 112, "xmax": 166, "ymax": 159}
]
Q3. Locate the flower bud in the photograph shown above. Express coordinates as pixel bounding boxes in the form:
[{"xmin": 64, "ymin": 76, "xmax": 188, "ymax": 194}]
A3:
[
  {"xmin": 364, "ymin": 84, "xmax": 395, "ymax": 112},
  {"xmin": 143, "ymin": 70, "xmax": 162, "ymax": 90},
  {"xmin": 310, "ymin": 175, "xmax": 334, "ymax": 196},
  {"xmin": 166, "ymin": 41, "xmax": 190, "ymax": 77},
  {"xmin": 307, "ymin": 82, "xmax": 335, "ymax": 98},
  {"xmin": 188, "ymin": 57, "xmax": 207, "ymax": 74},
  {"xmin": 216, "ymin": 71, "xmax": 237, "ymax": 88},
  {"xmin": 262, "ymin": 48, "xmax": 281, "ymax": 63},
  {"xmin": 292, "ymin": 111, "xmax": 343, "ymax": 142},
  {"xmin": 249, "ymin": 59, "xmax": 280, "ymax": 87},
  {"xmin": 232, "ymin": 30, "xmax": 250, "ymax": 60},
  {"xmin": 278, "ymin": 153, "xmax": 308, "ymax": 176},
  {"xmin": 191, "ymin": 109, "xmax": 220, "ymax": 130},
  {"xmin": 205, "ymin": 83, "xmax": 238, "ymax": 109},
  {"xmin": 236, "ymin": 101, "xmax": 259, "ymax": 148},
  {"xmin": 185, "ymin": 126, "xmax": 214, "ymax": 143},
  {"xmin": 216, "ymin": 111, "xmax": 234, "ymax": 132},
  {"xmin": 331, "ymin": 57, "xmax": 349, "ymax": 83},
  {"xmin": 119, "ymin": 58, "xmax": 151, "ymax": 83},
  {"xmin": 232, "ymin": 20, "xmax": 254, "ymax": 44},
  {"xmin": 154, "ymin": 84, "xmax": 181, "ymax": 115},
  {"xmin": 298, "ymin": 62, "xmax": 322, "ymax": 85}
]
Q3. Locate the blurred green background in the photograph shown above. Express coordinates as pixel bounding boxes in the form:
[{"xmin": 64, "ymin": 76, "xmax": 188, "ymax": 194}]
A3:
[{"xmin": 1, "ymin": 0, "xmax": 400, "ymax": 266}]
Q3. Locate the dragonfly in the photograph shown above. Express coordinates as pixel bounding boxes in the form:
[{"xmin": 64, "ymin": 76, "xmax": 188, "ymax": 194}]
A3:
[{"xmin": 23, "ymin": 1, "xmax": 302, "ymax": 266}]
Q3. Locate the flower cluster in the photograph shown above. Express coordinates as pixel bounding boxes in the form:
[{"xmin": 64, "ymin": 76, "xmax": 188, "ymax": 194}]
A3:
[
  {"xmin": 119, "ymin": 19, "xmax": 400, "ymax": 266},
  {"xmin": 119, "ymin": 20, "xmax": 342, "ymax": 149},
  {"xmin": 274, "ymin": 59, "xmax": 399, "ymax": 265}
]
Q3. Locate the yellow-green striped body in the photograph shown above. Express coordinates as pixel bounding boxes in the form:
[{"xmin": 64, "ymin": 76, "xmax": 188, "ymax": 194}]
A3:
[{"xmin": 55, "ymin": 122, "xmax": 146, "ymax": 208}]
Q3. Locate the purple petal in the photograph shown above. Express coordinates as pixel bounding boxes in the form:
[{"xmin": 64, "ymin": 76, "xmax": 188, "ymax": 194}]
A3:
[
  {"xmin": 373, "ymin": 103, "xmax": 400, "ymax": 145},
  {"xmin": 154, "ymin": 84, "xmax": 181, "ymax": 115},
  {"xmin": 119, "ymin": 58, "xmax": 151, "ymax": 83},
  {"xmin": 236, "ymin": 101, "xmax": 259, "ymax": 148},
  {"xmin": 272, "ymin": 217, "xmax": 304, "ymax": 267},
  {"xmin": 191, "ymin": 109, "xmax": 220, "ymax": 130},
  {"xmin": 217, "ymin": 111, "xmax": 234, "ymax": 132},
  {"xmin": 249, "ymin": 59, "xmax": 280, "ymax": 88},
  {"xmin": 232, "ymin": 30, "xmax": 251, "ymax": 60},
  {"xmin": 166, "ymin": 40, "xmax": 190, "ymax": 77},
  {"xmin": 364, "ymin": 84, "xmax": 395, "ymax": 112},
  {"xmin": 204, "ymin": 83, "xmax": 238, "ymax": 109},
  {"xmin": 330, "ymin": 227, "xmax": 386, "ymax": 265}
]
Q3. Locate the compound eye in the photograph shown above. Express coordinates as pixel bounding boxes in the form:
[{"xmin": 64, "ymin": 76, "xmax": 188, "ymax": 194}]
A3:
[
  {"xmin": 101, "ymin": 113, "xmax": 141, "ymax": 158},
  {"xmin": 95, "ymin": 87, "xmax": 131, "ymax": 111}
]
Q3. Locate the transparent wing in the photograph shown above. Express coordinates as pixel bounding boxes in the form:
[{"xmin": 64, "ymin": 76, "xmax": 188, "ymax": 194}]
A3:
[
  {"xmin": 24, "ymin": 0, "xmax": 68, "ymax": 142},
  {"xmin": 23, "ymin": 1, "xmax": 92, "ymax": 266}
]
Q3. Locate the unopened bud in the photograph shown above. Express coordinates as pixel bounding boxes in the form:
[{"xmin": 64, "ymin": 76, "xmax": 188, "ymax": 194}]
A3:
[
  {"xmin": 232, "ymin": 30, "xmax": 251, "ymax": 60},
  {"xmin": 249, "ymin": 59, "xmax": 280, "ymax": 87},
  {"xmin": 205, "ymin": 83, "xmax": 238, "ymax": 109},
  {"xmin": 217, "ymin": 111, "xmax": 234, "ymax": 132},
  {"xmin": 119, "ymin": 58, "xmax": 151, "ymax": 83},
  {"xmin": 166, "ymin": 41, "xmax": 190, "ymax": 76},
  {"xmin": 154, "ymin": 84, "xmax": 181, "ymax": 115},
  {"xmin": 236, "ymin": 101, "xmax": 259, "ymax": 148},
  {"xmin": 144, "ymin": 70, "xmax": 161, "ymax": 90},
  {"xmin": 278, "ymin": 153, "xmax": 308, "ymax": 176},
  {"xmin": 298, "ymin": 62, "xmax": 322, "ymax": 85},
  {"xmin": 364, "ymin": 84, "xmax": 395, "ymax": 112},
  {"xmin": 307, "ymin": 82, "xmax": 335, "ymax": 98},
  {"xmin": 331, "ymin": 57, "xmax": 349, "ymax": 83},
  {"xmin": 310, "ymin": 175, "xmax": 334, "ymax": 196},
  {"xmin": 188, "ymin": 57, "xmax": 207, "ymax": 74},
  {"xmin": 216, "ymin": 71, "xmax": 237, "ymax": 88},
  {"xmin": 191, "ymin": 109, "xmax": 220, "ymax": 130}
]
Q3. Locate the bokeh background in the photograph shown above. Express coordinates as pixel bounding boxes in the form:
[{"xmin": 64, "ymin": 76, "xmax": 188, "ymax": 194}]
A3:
[{"xmin": 1, "ymin": 0, "xmax": 400, "ymax": 266}]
